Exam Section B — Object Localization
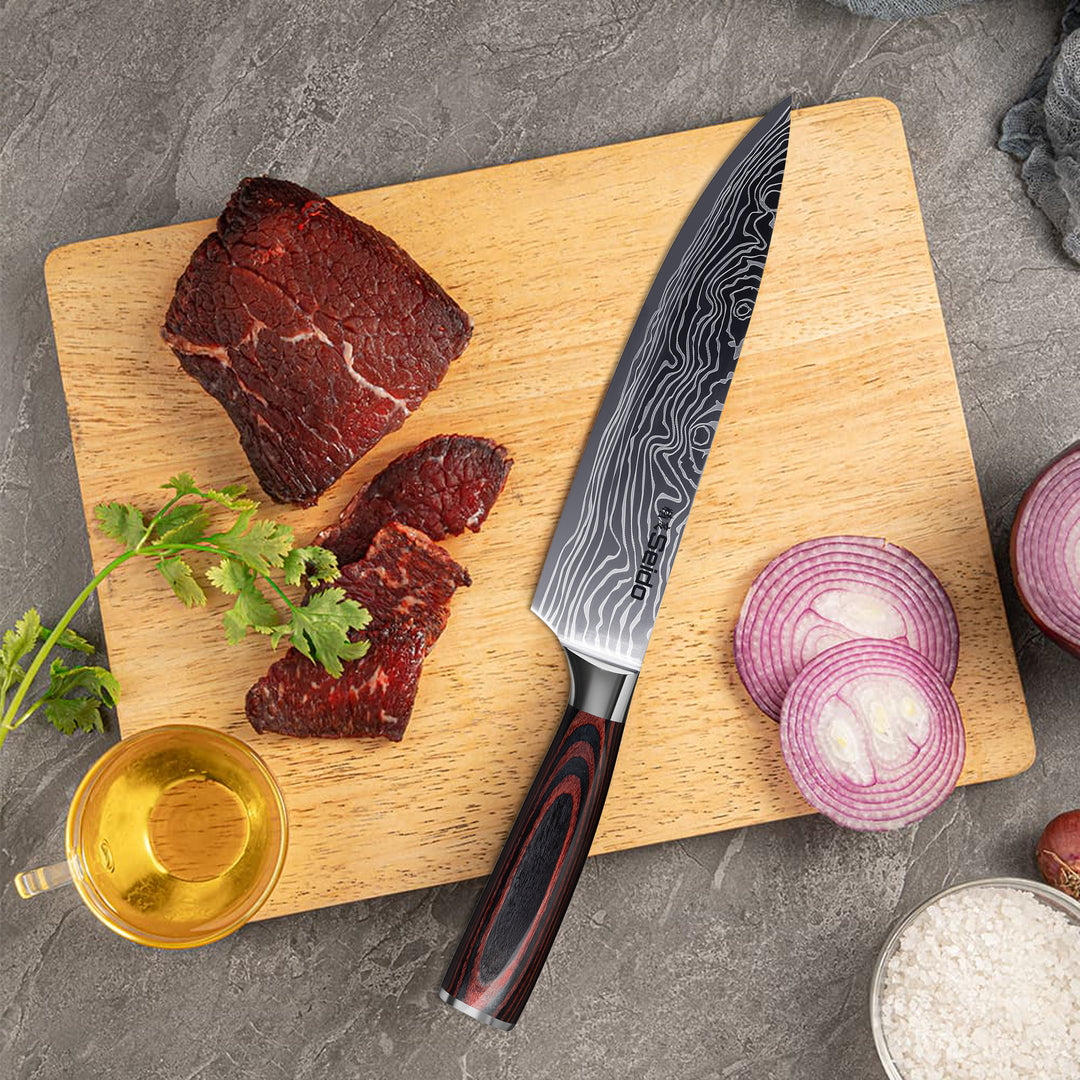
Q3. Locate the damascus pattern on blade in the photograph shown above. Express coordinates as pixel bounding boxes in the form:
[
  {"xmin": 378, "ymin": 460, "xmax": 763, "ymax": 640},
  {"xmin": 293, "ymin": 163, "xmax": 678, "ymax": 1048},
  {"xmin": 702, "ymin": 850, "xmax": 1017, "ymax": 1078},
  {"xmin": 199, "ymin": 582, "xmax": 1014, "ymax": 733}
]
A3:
[{"xmin": 532, "ymin": 100, "xmax": 790, "ymax": 669}]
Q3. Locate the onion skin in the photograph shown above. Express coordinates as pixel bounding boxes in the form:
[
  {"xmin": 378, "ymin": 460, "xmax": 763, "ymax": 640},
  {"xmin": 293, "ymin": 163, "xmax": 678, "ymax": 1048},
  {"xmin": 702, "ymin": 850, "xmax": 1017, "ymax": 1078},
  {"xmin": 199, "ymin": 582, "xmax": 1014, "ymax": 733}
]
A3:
[
  {"xmin": 1036, "ymin": 809, "xmax": 1080, "ymax": 900},
  {"xmin": 1010, "ymin": 440, "xmax": 1080, "ymax": 659}
]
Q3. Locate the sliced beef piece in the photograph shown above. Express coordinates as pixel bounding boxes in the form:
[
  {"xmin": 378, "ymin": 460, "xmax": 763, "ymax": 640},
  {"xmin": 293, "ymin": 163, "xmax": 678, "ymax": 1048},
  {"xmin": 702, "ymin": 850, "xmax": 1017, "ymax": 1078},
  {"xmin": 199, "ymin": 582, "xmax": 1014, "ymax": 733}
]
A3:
[
  {"xmin": 162, "ymin": 177, "xmax": 473, "ymax": 506},
  {"xmin": 332, "ymin": 522, "xmax": 471, "ymax": 646},
  {"xmin": 246, "ymin": 629, "xmax": 426, "ymax": 741},
  {"xmin": 315, "ymin": 435, "xmax": 513, "ymax": 565},
  {"xmin": 246, "ymin": 523, "xmax": 469, "ymax": 741}
]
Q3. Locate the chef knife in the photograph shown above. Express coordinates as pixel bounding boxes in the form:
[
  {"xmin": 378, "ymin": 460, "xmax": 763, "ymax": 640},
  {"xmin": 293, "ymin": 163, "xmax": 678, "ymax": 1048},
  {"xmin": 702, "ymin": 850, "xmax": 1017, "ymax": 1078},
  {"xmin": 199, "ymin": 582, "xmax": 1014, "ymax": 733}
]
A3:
[{"xmin": 440, "ymin": 97, "xmax": 792, "ymax": 1030}]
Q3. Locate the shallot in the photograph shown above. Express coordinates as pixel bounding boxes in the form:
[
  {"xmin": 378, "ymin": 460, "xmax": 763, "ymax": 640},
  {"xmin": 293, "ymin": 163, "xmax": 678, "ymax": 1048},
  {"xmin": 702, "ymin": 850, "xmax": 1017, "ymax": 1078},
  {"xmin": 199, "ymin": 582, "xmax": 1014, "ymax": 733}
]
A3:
[{"xmin": 1036, "ymin": 809, "xmax": 1080, "ymax": 899}]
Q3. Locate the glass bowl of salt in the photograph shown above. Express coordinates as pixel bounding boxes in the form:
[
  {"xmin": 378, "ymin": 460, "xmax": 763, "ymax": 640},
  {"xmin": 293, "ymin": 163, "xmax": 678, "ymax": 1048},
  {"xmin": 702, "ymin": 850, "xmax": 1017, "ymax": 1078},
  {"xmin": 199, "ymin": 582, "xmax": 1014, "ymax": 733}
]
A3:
[{"xmin": 869, "ymin": 876, "xmax": 1080, "ymax": 1080}]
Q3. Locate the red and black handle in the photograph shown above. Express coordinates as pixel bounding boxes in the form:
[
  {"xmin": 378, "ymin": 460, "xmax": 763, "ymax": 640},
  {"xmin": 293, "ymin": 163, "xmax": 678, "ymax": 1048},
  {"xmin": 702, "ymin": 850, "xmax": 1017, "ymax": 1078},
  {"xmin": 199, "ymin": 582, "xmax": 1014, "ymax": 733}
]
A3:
[{"xmin": 440, "ymin": 648, "xmax": 636, "ymax": 1030}]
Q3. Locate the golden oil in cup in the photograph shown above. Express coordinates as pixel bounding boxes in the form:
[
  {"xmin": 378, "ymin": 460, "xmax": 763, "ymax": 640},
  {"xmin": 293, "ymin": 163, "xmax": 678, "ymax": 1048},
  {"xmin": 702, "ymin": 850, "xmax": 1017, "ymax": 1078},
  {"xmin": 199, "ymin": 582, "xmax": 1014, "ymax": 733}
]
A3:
[{"xmin": 16, "ymin": 725, "xmax": 287, "ymax": 948}]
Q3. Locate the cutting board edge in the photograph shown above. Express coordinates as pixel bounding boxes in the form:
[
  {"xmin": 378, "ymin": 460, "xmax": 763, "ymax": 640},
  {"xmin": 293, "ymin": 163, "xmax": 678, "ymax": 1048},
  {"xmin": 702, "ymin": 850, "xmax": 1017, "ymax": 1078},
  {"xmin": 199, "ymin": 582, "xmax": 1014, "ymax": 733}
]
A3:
[
  {"xmin": 250, "ymin": 734, "xmax": 1035, "ymax": 922},
  {"xmin": 870, "ymin": 99, "xmax": 1037, "ymax": 785},
  {"xmin": 40, "ymin": 98, "xmax": 903, "ymax": 268}
]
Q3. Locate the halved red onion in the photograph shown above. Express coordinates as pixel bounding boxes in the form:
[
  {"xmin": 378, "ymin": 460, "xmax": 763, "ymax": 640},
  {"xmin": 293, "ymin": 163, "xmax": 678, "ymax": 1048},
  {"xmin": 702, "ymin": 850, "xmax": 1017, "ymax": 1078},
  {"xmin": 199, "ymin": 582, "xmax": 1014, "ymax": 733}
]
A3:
[
  {"xmin": 733, "ymin": 536, "xmax": 959, "ymax": 721},
  {"xmin": 1011, "ymin": 442, "xmax": 1080, "ymax": 658},
  {"xmin": 779, "ymin": 639, "xmax": 965, "ymax": 831}
]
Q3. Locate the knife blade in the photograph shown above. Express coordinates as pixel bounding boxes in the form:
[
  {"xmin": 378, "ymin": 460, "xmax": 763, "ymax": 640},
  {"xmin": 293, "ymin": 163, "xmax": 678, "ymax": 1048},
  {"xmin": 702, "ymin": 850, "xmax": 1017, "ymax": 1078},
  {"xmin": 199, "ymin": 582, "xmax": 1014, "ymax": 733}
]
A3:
[{"xmin": 440, "ymin": 97, "xmax": 791, "ymax": 1030}]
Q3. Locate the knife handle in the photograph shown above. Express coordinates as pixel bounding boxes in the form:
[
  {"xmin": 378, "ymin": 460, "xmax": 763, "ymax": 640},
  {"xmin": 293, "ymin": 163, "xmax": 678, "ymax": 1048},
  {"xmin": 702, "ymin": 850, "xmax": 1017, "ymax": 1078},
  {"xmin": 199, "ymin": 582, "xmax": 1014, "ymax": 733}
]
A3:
[{"xmin": 440, "ymin": 648, "xmax": 637, "ymax": 1030}]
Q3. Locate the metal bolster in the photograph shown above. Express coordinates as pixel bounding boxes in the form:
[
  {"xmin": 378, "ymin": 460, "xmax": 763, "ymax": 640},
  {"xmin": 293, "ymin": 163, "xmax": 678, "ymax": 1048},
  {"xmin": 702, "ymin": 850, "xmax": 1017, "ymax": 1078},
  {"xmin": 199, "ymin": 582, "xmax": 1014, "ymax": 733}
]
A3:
[
  {"xmin": 563, "ymin": 646, "xmax": 638, "ymax": 724},
  {"xmin": 438, "ymin": 988, "xmax": 514, "ymax": 1031}
]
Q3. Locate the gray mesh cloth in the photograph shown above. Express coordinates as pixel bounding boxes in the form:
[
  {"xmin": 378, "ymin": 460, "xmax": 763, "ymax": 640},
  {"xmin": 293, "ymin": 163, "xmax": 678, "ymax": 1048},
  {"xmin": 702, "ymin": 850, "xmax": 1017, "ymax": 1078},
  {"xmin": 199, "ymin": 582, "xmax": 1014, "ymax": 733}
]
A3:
[
  {"xmin": 1000, "ymin": 2, "xmax": 1080, "ymax": 264},
  {"xmin": 823, "ymin": 0, "xmax": 972, "ymax": 13},
  {"xmin": 825, "ymin": 0, "xmax": 1080, "ymax": 266}
]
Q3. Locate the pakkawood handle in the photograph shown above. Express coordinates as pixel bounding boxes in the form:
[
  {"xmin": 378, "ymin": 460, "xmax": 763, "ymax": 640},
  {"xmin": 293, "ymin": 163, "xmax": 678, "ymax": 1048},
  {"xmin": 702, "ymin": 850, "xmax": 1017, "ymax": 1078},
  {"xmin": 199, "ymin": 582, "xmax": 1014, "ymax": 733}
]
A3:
[
  {"xmin": 440, "ymin": 704, "xmax": 625, "ymax": 1029},
  {"xmin": 440, "ymin": 648, "xmax": 637, "ymax": 1030}
]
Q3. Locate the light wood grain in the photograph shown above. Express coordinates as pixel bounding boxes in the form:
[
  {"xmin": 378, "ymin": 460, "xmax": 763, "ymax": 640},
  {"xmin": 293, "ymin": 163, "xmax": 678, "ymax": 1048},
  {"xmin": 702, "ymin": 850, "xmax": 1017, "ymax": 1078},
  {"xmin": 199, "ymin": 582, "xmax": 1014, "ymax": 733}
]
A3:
[{"xmin": 45, "ymin": 98, "xmax": 1033, "ymax": 920}]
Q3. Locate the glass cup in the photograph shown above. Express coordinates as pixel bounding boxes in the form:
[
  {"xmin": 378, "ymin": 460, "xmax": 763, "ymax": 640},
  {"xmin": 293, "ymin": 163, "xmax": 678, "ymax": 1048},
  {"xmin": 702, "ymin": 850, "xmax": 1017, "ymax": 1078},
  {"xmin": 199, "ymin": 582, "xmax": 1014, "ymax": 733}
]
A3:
[{"xmin": 14, "ymin": 724, "xmax": 288, "ymax": 948}]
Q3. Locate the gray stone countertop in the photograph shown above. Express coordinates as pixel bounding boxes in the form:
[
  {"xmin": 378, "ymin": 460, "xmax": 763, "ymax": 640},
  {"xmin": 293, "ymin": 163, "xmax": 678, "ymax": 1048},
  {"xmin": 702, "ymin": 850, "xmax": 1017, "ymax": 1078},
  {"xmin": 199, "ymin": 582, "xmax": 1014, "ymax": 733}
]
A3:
[{"xmin": 2, "ymin": 2, "xmax": 1077, "ymax": 1078}]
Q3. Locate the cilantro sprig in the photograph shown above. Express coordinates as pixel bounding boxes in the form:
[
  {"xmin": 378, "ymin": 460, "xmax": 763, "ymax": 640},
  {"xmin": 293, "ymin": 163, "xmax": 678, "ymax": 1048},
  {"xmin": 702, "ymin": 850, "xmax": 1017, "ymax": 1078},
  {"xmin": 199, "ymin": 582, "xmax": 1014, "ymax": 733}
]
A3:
[{"xmin": 0, "ymin": 475, "xmax": 370, "ymax": 752}]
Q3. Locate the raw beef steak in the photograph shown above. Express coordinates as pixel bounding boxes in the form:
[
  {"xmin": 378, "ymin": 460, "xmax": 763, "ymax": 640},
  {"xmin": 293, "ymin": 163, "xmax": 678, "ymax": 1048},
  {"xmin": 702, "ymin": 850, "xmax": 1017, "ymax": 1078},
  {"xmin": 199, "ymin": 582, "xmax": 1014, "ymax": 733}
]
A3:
[
  {"xmin": 162, "ymin": 177, "xmax": 473, "ymax": 506},
  {"xmin": 315, "ymin": 434, "xmax": 513, "ymax": 565},
  {"xmin": 246, "ymin": 523, "xmax": 469, "ymax": 740}
]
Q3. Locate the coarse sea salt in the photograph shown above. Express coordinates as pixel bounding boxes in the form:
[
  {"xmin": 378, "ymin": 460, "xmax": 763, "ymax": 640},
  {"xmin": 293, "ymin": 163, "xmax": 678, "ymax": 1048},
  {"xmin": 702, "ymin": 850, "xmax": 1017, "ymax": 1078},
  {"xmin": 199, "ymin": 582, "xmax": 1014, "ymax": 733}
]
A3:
[{"xmin": 880, "ymin": 886, "xmax": 1080, "ymax": 1080}]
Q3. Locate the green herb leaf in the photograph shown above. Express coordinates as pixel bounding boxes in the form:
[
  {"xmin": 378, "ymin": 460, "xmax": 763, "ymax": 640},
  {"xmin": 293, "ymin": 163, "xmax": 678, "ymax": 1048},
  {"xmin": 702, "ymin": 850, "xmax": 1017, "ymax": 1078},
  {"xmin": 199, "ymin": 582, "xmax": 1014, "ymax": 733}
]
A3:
[
  {"xmin": 163, "ymin": 474, "xmax": 255, "ymax": 511},
  {"xmin": 94, "ymin": 502, "xmax": 147, "ymax": 550},
  {"xmin": 157, "ymin": 556, "xmax": 206, "ymax": 608},
  {"xmin": 2, "ymin": 609, "xmax": 42, "ymax": 681},
  {"xmin": 209, "ymin": 559, "xmax": 282, "ymax": 645},
  {"xmin": 46, "ymin": 659, "xmax": 120, "ymax": 707},
  {"xmin": 155, "ymin": 504, "xmax": 212, "ymax": 545},
  {"xmin": 43, "ymin": 626, "xmax": 97, "ymax": 654},
  {"xmin": 163, "ymin": 472, "xmax": 199, "ymax": 497},
  {"xmin": 288, "ymin": 588, "xmax": 371, "ymax": 677},
  {"xmin": 39, "ymin": 659, "xmax": 119, "ymax": 735},
  {"xmin": 205, "ymin": 556, "xmax": 254, "ymax": 596},
  {"xmin": 44, "ymin": 697, "xmax": 106, "ymax": 735},
  {"xmin": 207, "ymin": 519, "xmax": 294, "ymax": 574},
  {"xmin": 222, "ymin": 583, "xmax": 280, "ymax": 645},
  {"xmin": 282, "ymin": 545, "xmax": 340, "ymax": 587}
]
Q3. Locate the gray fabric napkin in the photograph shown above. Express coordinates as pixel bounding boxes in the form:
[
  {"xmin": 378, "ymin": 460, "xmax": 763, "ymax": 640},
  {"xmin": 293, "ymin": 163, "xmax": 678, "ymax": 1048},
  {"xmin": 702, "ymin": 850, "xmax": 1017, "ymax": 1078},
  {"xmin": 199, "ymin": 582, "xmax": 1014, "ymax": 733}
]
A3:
[
  {"xmin": 824, "ymin": 0, "xmax": 1080, "ymax": 266},
  {"xmin": 823, "ymin": 0, "xmax": 971, "ymax": 14},
  {"xmin": 1000, "ymin": 2, "xmax": 1080, "ymax": 264}
]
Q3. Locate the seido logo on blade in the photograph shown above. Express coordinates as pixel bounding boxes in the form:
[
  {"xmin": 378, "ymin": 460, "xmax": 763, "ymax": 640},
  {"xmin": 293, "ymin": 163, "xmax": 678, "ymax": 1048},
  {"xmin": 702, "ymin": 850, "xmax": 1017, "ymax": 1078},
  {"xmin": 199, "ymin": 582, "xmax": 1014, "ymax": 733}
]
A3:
[{"xmin": 631, "ymin": 506, "xmax": 674, "ymax": 601}]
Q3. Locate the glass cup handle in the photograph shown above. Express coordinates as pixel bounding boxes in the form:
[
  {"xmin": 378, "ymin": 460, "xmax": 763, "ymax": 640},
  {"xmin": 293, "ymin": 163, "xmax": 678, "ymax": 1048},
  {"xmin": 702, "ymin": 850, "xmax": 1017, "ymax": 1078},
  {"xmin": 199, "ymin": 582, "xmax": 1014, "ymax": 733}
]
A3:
[{"xmin": 14, "ymin": 861, "xmax": 73, "ymax": 899}]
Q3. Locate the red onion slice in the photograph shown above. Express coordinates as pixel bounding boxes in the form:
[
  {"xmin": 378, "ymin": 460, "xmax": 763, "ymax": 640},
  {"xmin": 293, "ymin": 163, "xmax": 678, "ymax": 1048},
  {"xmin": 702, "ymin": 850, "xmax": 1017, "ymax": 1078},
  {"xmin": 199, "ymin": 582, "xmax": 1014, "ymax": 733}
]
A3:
[
  {"xmin": 733, "ymin": 536, "xmax": 959, "ymax": 721},
  {"xmin": 780, "ymin": 639, "xmax": 965, "ymax": 831},
  {"xmin": 1011, "ymin": 442, "xmax": 1080, "ymax": 658}
]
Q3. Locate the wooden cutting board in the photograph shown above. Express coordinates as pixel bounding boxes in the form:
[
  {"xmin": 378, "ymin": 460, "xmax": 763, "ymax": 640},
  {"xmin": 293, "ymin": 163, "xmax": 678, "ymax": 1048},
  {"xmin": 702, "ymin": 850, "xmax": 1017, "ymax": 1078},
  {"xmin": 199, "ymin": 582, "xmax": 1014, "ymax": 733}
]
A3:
[{"xmin": 45, "ymin": 98, "xmax": 1033, "ymax": 920}]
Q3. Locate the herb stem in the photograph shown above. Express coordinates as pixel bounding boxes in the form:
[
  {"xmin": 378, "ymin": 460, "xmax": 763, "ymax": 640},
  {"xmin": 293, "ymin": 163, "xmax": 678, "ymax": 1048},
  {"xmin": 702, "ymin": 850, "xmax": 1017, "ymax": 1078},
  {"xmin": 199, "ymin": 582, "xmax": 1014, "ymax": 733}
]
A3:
[
  {"xmin": 135, "ymin": 492, "xmax": 185, "ymax": 552},
  {"xmin": 1, "ymin": 479, "xmax": 363, "ymax": 755},
  {"xmin": 147, "ymin": 542, "xmax": 301, "ymax": 614},
  {"xmin": 0, "ymin": 550, "xmax": 138, "ymax": 750},
  {"xmin": 9, "ymin": 699, "xmax": 44, "ymax": 731}
]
